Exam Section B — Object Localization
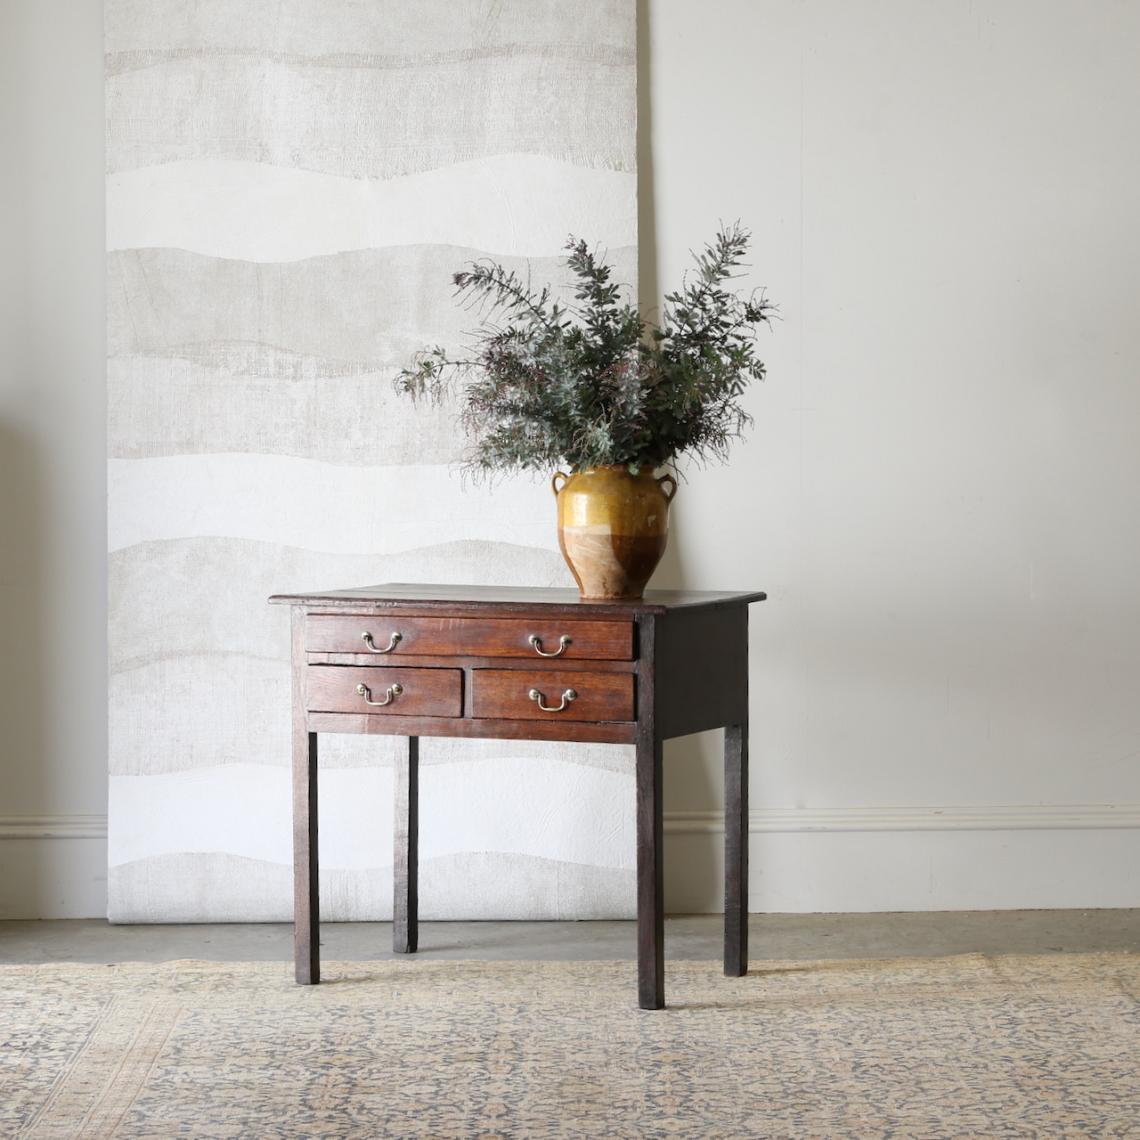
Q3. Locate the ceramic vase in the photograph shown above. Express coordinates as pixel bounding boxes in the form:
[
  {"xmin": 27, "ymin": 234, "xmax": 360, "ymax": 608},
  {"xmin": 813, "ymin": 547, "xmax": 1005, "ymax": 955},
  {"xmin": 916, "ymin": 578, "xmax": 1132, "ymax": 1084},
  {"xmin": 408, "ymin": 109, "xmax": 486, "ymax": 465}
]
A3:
[{"xmin": 552, "ymin": 465, "xmax": 677, "ymax": 600}]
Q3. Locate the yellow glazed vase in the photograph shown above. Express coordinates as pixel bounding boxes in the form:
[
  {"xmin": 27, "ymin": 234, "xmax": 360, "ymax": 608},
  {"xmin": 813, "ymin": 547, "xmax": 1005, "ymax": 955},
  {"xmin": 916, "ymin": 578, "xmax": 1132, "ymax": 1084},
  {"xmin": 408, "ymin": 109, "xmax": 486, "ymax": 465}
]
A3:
[{"xmin": 551, "ymin": 465, "xmax": 677, "ymax": 600}]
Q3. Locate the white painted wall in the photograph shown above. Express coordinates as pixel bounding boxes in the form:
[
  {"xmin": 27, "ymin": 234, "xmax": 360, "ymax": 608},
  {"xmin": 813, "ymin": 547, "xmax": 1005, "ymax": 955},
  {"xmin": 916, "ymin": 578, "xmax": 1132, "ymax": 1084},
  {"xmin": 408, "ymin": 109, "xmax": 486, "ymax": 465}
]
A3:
[
  {"xmin": 645, "ymin": 0, "xmax": 1140, "ymax": 910},
  {"xmin": 0, "ymin": 0, "xmax": 107, "ymax": 916},
  {"xmin": 3, "ymin": 0, "xmax": 1138, "ymax": 916}
]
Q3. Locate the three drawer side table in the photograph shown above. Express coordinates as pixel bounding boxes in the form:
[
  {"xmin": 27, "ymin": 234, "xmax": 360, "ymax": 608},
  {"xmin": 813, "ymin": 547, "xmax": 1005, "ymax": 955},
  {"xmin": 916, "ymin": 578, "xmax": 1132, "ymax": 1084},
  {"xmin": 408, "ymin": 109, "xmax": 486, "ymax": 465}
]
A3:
[{"xmin": 269, "ymin": 583, "xmax": 765, "ymax": 1009}]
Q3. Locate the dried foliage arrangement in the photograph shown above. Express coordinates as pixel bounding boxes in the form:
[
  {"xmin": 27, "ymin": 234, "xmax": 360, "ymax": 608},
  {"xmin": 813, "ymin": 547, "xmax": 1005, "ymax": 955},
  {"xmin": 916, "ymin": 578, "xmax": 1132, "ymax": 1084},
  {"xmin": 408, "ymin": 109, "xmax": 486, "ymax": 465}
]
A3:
[{"xmin": 397, "ymin": 223, "xmax": 773, "ymax": 477}]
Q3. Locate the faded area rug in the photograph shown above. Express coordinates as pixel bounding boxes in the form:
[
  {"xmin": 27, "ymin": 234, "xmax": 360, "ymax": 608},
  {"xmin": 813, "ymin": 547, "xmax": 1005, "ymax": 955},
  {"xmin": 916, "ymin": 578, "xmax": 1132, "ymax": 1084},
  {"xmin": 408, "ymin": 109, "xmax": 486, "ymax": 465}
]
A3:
[{"xmin": 3, "ymin": 955, "xmax": 1138, "ymax": 1138}]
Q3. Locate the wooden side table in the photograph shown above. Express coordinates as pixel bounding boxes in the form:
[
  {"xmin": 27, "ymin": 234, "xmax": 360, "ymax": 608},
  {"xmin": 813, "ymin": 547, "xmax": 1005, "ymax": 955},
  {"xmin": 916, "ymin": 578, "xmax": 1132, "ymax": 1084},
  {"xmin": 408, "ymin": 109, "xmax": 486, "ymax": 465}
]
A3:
[{"xmin": 269, "ymin": 584, "xmax": 765, "ymax": 1009}]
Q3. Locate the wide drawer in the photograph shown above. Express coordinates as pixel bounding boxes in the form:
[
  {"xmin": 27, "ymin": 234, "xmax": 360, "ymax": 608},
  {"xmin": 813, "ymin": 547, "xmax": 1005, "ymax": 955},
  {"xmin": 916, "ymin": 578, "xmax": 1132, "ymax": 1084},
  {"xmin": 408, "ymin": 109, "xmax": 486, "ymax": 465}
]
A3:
[
  {"xmin": 472, "ymin": 669, "xmax": 635, "ymax": 723},
  {"xmin": 306, "ymin": 615, "xmax": 633, "ymax": 660},
  {"xmin": 307, "ymin": 666, "xmax": 462, "ymax": 717}
]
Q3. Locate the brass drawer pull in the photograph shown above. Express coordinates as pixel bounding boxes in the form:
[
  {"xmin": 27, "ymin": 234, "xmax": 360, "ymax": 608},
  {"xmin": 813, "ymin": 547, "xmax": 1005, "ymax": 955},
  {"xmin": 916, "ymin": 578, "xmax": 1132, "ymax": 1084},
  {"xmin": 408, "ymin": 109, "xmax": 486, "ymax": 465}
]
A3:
[
  {"xmin": 529, "ymin": 634, "xmax": 571, "ymax": 658},
  {"xmin": 362, "ymin": 631, "xmax": 402, "ymax": 654},
  {"xmin": 528, "ymin": 687, "xmax": 577, "ymax": 713},
  {"xmin": 356, "ymin": 681, "xmax": 403, "ymax": 707}
]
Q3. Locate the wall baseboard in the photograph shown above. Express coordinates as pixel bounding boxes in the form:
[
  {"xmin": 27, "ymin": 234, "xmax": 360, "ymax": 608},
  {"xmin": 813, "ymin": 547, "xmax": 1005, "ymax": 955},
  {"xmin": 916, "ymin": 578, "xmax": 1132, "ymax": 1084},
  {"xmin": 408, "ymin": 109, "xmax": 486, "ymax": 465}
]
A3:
[
  {"xmin": 4, "ymin": 806, "xmax": 1137, "ymax": 918},
  {"xmin": 0, "ymin": 815, "xmax": 109, "ymax": 840},
  {"xmin": 664, "ymin": 803, "xmax": 1140, "ymax": 834},
  {"xmin": 0, "ymin": 829, "xmax": 107, "ymax": 920},
  {"xmin": 4, "ymin": 804, "xmax": 1138, "ymax": 844}
]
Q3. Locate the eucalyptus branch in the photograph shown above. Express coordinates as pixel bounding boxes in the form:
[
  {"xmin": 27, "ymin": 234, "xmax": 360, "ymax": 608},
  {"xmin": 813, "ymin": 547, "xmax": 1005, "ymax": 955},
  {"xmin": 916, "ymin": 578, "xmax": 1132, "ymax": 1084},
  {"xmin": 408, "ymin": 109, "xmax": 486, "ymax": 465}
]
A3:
[
  {"xmin": 452, "ymin": 262, "xmax": 556, "ymax": 329},
  {"xmin": 395, "ymin": 222, "xmax": 774, "ymax": 478}
]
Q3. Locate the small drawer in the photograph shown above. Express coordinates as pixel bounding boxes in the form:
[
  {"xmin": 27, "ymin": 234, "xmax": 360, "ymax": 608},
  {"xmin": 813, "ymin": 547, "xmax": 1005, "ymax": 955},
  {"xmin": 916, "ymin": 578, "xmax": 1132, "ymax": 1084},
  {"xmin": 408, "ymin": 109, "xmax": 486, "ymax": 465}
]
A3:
[
  {"xmin": 306, "ymin": 615, "xmax": 633, "ymax": 660},
  {"xmin": 307, "ymin": 666, "xmax": 462, "ymax": 717},
  {"xmin": 472, "ymin": 669, "xmax": 635, "ymax": 723}
]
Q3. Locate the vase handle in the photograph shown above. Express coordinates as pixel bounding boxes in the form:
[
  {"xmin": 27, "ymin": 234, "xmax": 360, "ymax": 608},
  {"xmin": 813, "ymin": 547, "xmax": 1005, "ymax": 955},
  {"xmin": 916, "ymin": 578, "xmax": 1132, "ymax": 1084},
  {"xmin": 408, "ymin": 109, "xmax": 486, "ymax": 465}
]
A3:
[
  {"xmin": 657, "ymin": 473, "xmax": 678, "ymax": 503},
  {"xmin": 551, "ymin": 471, "xmax": 570, "ymax": 496}
]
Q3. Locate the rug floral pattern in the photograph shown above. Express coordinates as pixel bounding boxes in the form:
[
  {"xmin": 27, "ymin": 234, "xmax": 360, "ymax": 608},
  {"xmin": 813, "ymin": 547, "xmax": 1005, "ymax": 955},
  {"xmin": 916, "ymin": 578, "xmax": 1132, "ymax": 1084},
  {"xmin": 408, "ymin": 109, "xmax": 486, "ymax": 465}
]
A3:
[{"xmin": 4, "ymin": 955, "xmax": 1138, "ymax": 1137}]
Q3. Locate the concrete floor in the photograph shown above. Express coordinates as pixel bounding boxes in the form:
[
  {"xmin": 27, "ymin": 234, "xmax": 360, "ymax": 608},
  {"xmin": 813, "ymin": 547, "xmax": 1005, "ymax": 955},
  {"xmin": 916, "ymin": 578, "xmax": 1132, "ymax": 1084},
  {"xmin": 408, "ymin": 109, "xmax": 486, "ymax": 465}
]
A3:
[{"xmin": 2, "ymin": 911, "xmax": 1137, "ymax": 965}]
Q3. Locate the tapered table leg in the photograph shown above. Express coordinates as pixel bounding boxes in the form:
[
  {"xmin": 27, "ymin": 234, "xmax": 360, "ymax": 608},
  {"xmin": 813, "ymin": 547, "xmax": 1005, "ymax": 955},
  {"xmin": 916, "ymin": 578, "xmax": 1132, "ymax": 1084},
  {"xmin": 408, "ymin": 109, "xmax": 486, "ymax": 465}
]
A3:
[
  {"xmin": 293, "ymin": 729, "xmax": 319, "ymax": 984},
  {"xmin": 394, "ymin": 735, "xmax": 419, "ymax": 953},
  {"xmin": 724, "ymin": 721, "xmax": 749, "ymax": 977},
  {"xmin": 635, "ymin": 614, "xmax": 664, "ymax": 1010},
  {"xmin": 636, "ymin": 733, "xmax": 664, "ymax": 1009}
]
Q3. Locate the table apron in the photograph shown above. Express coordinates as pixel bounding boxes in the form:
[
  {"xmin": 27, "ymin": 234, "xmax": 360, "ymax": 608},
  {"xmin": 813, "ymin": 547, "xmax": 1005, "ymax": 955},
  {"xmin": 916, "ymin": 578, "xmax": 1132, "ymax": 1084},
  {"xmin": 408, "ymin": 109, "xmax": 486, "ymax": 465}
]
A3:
[{"xmin": 305, "ymin": 710, "xmax": 638, "ymax": 745}]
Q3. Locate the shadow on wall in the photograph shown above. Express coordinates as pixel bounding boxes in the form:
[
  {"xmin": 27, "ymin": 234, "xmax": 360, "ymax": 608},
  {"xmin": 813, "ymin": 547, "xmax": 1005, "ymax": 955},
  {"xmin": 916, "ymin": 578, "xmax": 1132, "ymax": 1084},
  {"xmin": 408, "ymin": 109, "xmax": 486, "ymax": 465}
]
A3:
[
  {"xmin": 0, "ymin": 420, "xmax": 50, "ymax": 915},
  {"xmin": 638, "ymin": 0, "xmax": 723, "ymax": 911}
]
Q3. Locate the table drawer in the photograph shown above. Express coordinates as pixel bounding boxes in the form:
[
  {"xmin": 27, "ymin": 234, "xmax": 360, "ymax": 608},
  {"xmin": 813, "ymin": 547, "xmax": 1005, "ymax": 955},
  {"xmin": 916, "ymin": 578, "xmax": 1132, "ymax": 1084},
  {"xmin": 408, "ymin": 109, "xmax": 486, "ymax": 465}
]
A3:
[
  {"xmin": 472, "ymin": 669, "xmax": 635, "ymax": 723},
  {"xmin": 306, "ymin": 615, "xmax": 633, "ymax": 661},
  {"xmin": 307, "ymin": 666, "xmax": 462, "ymax": 717}
]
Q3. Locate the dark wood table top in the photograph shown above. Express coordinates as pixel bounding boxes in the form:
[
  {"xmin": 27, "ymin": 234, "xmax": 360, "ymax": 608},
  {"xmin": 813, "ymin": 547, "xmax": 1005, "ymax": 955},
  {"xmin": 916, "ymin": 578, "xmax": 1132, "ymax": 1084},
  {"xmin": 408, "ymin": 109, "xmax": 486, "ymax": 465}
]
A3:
[{"xmin": 269, "ymin": 582, "xmax": 767, "ymax": 616}]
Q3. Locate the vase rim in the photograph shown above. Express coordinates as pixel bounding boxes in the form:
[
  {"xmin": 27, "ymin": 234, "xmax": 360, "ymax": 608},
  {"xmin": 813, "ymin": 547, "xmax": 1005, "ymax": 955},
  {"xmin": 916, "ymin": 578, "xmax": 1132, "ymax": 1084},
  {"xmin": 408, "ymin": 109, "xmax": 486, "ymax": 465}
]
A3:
[{"xmin": 565, "ymin": 463, "xmax": 666, "ymax": 475}]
